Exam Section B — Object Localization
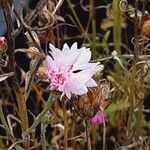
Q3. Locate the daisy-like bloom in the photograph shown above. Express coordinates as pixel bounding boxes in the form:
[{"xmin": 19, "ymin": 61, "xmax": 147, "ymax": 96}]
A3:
[
  {"xmin": 91, "ymin": 110, "xmax": 105, "ymax": 125},
  {"xmin": 44, "ymin": 42, "xmax": 102, "ymax": 99}
]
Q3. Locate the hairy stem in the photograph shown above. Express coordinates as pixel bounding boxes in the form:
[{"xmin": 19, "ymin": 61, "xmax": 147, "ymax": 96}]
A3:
[
  {"xmin": 25, "ymin": 93, "xmax": 57, "ymax": 134},
  {"xmin": 41, "ymin": 123, "xmax": 47, "ymax": 150},
  {"xmin": 0, "ymin": 102, "xmax": 24, "ymax": 150}
]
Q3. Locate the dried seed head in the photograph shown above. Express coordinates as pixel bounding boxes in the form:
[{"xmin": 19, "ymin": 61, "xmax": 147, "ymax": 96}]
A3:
[
  {"xmin": 119, "ymin": 0, "xmax": 128, "ymax": 12},
  {"xmin": 26, "ymin": 46, "xmax": 41, "ymax": 59},
  {"xmin": 141, "ymin": 19, "xmax": 150, "ymax": 38},
  {"xmin": 93, "ymin": 64, "xmax": 104, "ymax": 79},
  {"xmin": 37, "ymin": 65, "xmax": 47, "ymax": 80},
  {"xmin": 71, "ymin": 79, "xmax": 111, "ymax": 119}
]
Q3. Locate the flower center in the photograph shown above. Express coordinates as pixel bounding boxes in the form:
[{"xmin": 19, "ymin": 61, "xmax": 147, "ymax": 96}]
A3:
[{"xmin": 48, "ymin": 65, "xmax": 68, "ymax": 90}]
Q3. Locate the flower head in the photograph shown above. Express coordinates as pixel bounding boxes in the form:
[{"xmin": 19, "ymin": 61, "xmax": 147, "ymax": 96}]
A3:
[
  {"xmin": 91, "ymin": 110, "xmax": 105, "ymax": 125},
  {"xmin": 0, "ymin": 37, "xmax": 7, "ymax": 50},
  {"xmin": 44, "ymin": 42, "xmax": 101, "ymax": 99}
]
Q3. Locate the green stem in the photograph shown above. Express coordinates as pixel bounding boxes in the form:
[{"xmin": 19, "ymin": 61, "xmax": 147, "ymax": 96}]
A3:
[
  {"xmin": 0, "ymin": 102, "xmax": 12, "ymax": 135},
  {"xmin": 113, "ymin": 0, "xmax": 122, "ymax": 53},
  {"xmin": 25, "ymin": 93, "xmax": 56, "ymax": 134},
  {"xmin": 0, "ymin": 102, "xmax": 23, "ymax": 150},
  {"xmin": 41, "ymin": 123, "xmax": 47, "ymax": 150}
]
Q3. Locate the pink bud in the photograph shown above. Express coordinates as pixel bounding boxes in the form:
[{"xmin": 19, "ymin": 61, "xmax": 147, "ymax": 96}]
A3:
[
  {"xmin": 91, "ymin": 110, "xmax": 105, "ymax": 125},
  {"xmin": 0, "ymin": 37, "xmax": 6, "ymax": 49}
]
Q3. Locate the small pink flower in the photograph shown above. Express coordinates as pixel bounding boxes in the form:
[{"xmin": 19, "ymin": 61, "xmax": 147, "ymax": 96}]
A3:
[
  {"xmin": 0, "ymin": 37, "xmax": 6, "ymax": 49},
  {"xmin": 44, "ymin": 43, "xmax": 102, "ymax": 99},
  {"xmin": 91, "ymin": 110, "xmax": 105, "ymax": 125}
]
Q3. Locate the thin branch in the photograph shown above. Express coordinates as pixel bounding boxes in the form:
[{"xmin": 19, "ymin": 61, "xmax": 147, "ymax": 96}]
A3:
[
  {"xmin": 133, "ymin": 0, "xmax": 139, "ymax": 61},
  {"xmin": 85, "ymin": 119, "xmax": 91, "ymax": 150},
  {"xmin": 91, "ymin": 54, "xmax": 150, "ymax": 63},
  {"xmin": 8, "ymin": 140, "xmax": 23, "ymax": 150},
  {"xmin": 52, "ymin": 0, "xmax": 64, "ymax": 15},
  {"xmin": 62, "ymin": 100, "xmax": 68, "ymax": 150},
  {"xmin": 142, "ymin": 0, "xmax": 147, "ymax": 15},
  {"xmin": 1, "ymin": 0, "xmax": 15, "ymax": 70},
  {"xmin": 0, "ymin": 102, "xmax": 23, "ymax": 150},
  {"xmin": 14, "ymin": 0, "xmax": 48, "ymax": 37},
  {"xmin": 103, "ymin": 117, "xmax": 106, "ymax": 150},
  {"xmin": 13, "ymin": 8, "xmax": 43, "ymax": 53}
]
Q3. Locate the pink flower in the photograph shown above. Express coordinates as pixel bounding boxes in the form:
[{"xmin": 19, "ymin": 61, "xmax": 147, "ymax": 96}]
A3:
[
  {"xmin": 0, "ymin": 37, "xmax": 6, "ymax": 49},
  {"xmin": 44, "ymin": 42, "xmax": 101, "ymax": 99},
  {"xmin": 91, "ymin": 110, "xmax": 105, "ymax": 125}
]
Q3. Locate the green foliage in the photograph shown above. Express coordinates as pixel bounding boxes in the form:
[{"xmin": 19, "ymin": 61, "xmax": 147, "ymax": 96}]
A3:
[
  {"xmin": 95, "ymin": 31, "xmax": 111, "ymax": 49},
  {"xmin": 105, "ymin": 101, "xmax": 129, "ymax": 125}
]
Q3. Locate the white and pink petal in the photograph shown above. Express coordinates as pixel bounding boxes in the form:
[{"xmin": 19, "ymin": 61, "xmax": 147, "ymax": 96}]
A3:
[
  {"xmin": 49, "ymin": 44, "xmax": 63, "ymax": 61},
  {"xmin": 66, "ymin": 77, "xmax": 88, "ymax": 96},
  {"xmin": 73, "ymin": 47, "xmax": 91, "ymax": 66},
  {"xmin": 72, "ymin": 62, "xmax": 99, "ymax": 72},
  {"xmin": 85, "ymin": 78, "xmax": 97, "ymax": 87}
]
